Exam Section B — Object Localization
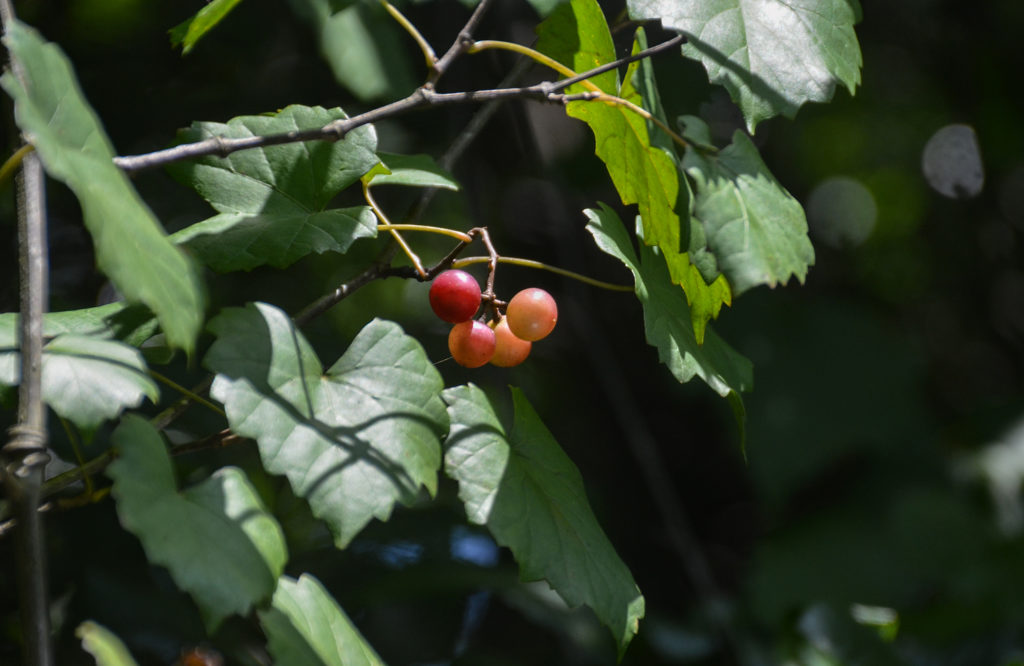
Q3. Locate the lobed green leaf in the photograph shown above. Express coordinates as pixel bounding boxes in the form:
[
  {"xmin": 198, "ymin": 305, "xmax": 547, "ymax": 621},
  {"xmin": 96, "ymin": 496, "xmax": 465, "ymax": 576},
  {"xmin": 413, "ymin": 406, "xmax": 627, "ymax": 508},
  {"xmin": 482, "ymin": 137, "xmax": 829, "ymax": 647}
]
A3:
[
  {"xmin": 443, "ymin": 384, "xmax": 645, "ymax": 657},
  {"xmin": 259, "ymin": 574, "xmax": 384, "ymax": 666},
  {"xmin": 168, "ymin": 105, "xmax": 379, "ymax": 272},
  {"xmin": 0, "ymin": 21, "xmax": 206, "ymax": 354},
  {"xmin": 107, "ymin": 415, "xmax": 288, "ymax": 630},
  {"xmin": 0, "ymin": 317, "xmax": 158, "ymax": 431},
  {"xmin": 536, "ymin": 0, "xmax": 731, "ymax": 341},
  {"xmin": 585, "ymin": 203, "xmax": 752, "ymax": 398},
  {"xmin": 681, "ymin": 115, "xmax": 815, "ymax": 295},
  {"xmin": 627, "ymin": 0, "xmax": 862, "ymax": 132},
  {"xmin": 205, "ymin": 303, "xmax": 447, "ymax": 548}
]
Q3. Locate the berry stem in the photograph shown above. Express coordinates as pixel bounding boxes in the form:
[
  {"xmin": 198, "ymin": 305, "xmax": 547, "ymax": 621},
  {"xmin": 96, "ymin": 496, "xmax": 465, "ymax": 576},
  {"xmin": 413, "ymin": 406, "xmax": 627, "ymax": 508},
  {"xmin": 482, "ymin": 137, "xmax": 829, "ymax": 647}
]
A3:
[
  {"xmin": 380, "ymin": 0, "xmax": 437, "ymax": 70},
  {"xmin": 453, "ymin": 255, "xmax": 634, "ymax": 292},
  {"xmin": 377, "ymin": 223, "xmax": 473, "ymax": 243},
  {"xmin": 363, "ymin": 181, "xmax": 428, "ymax": 278}
]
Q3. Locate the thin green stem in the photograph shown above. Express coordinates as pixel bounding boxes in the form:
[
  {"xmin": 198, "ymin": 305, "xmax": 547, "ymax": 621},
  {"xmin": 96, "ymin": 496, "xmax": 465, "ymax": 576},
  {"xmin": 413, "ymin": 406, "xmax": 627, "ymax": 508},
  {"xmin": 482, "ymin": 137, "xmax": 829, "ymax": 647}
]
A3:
[
  {"xmin": 377, "ymin": 223, "xmax": 473, "ymax": 243},
  {"xmin": 452, "ymin": 255, "xmax": 634, "ymax": 292},
  {"xmin": 364, "ymin": 182, "xmax": 427, "ymax": 277},
  {"xmin": 148, "ymin": 369, "xmax": 225, "ymax": 417},
  {"xmin": 380, "ymin": 0, "xmax": 436, "ymax": 69},
  {"xmin": 0, "ymin": 143, "xmax": 33, "ymax": 188},
  {"xmin": 468, "ymin": 40, "xmax": 601, "ymax": 92}
]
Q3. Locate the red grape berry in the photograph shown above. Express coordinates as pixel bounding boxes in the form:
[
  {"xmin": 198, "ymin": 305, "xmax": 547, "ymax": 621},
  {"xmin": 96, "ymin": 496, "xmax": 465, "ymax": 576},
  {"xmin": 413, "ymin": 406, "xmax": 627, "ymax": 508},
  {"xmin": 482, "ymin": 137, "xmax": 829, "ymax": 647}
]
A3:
[
  {"xmin": 448, "ymin": 320, "xmax": 496, "ymax": 368},
  {"xmin": 506, "ymin": 288, "xmax": 557, "ymax": 341},
  {"xmin": 490, "ymin": 317, "xmax": 531, "ymax": 367},
  {"xmin": 429, "ymin": 270, "xmax": 481, "ymax": 323}
]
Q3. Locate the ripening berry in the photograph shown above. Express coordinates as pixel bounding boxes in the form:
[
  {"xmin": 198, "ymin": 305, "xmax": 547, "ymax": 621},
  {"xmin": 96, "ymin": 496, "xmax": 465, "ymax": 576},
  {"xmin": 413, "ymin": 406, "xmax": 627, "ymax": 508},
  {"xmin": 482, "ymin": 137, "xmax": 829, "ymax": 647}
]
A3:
[
  {"xmin": 448, "ymin": 320, "xmax": 496, "ymax": 367},
  {"xmin": 490, "ymin": 317, "xmax": 531, "ymax": 367},
  {"xmin": 429, "ymin": 270, "xmax": 481, "ymax": 323},
  {"xmin": 506, "ymin": 288, "xmax": 557, "ymax": 341}
]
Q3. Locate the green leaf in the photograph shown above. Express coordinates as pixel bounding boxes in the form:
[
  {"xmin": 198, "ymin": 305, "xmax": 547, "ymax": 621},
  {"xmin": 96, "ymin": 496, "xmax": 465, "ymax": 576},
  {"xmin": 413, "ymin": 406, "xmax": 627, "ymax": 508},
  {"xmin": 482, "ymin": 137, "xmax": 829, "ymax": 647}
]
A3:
[
  {"xmin": 536, "ymin": 0, "xmax": 731, "ymax": 341},
  {"xmin": 629, "ymin": 28, "xmax": 721, "ymax": 285},
  {"xmin": 107, "ymin": 415, "xmax": 288, "ymax": 630},
  {"xmin": 626, "ymin": 0, "xmax": 862, "ymax": 132},
  {"xmin": 0, "ymin": 302, "xmax": 156, "ymax": 348},
  {"xmin": 0, "ymin": 324, "xmax": 158, "ymax": 430},
  {"xmin": 168, "ymin": 105, "xmax": 379, "ymax": 272},
  {"xmin": 0, "ymin": 21, "xmax": 206, "ymax": 354},
  {"xmin": 584, "ymin": 203, "xmax": 752, "ymax": 398},
  {"xmin": 681, "ymin": 115, "xmax": 815, "ymax": 295},
  {"xmin": 169, "ymin": 0, "xmax": 246, "ymax": 54},
  {"xmin": 364, "ymin": 152, "xmax": 460, "ymax": 190},
  {"xmin": 288, "ymin": 0, "xmax": 417, "ymax": 102},
  {"xmin": 76, "ymin": 621, "xmax": 139, "ymax": 666},
  {"xmin": 259, "ymin": 574, "xmax": 384, "ymax": 666},
  {"xmin": 443, "ymin": 384, "xmax": 645, "ymax": 657},
  {"xmin": 205, "ymin": 303, "xmax": 447, "ymax": 548}
]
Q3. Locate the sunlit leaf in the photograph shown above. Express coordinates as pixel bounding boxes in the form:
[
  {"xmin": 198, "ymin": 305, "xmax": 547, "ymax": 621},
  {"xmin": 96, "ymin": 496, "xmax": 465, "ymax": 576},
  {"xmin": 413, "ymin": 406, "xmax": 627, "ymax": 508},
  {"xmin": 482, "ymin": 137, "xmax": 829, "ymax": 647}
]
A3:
[
  {"xmin": 168, "ymin": 105, "xmax": 379, "ymax": 272},
  {"xmin": 76, "ymin": 621, "xmax": 139, "ymax": 666},
  {"xmin": 169, "ymin": 0, "xmax": 246, "ymax": 54},
  {"xmin": 107, "ymin": 415, "xmax": 288, "ymax": 630},
  {"xmin": 536, "ymin": 0, "xmax": 731, "ymax": 341},
  {"xmin": 259, "ymin": 574, "xmax": 384, "ymax": 666},
  {"xmin": 585, "ymin": 203, "xmax": 752, "ymax": 398},
  {"xmin": 443, "ymin": 384, "xmax": 645, "ymax": 657},
  {"xmin": 205, "ymin": 303, "xmax": 447, "ymax": 548},
  {"xmin": 0, "ymin": 21, "xmax": 205, "ymax": 354},
  {"xmin": 0, "ymin": 323, "xmax": 158, "ymax": 430},
  {"xmin": 627, "ymin": 0, "xmax": 862, "ymax": 131},
  {"xmin": 363, "ymin": 152, "xmax": 460, "ymax": 190},
  {"xmin": 682, "ymin": 115, "xmax": 815, "ymax": 295}
]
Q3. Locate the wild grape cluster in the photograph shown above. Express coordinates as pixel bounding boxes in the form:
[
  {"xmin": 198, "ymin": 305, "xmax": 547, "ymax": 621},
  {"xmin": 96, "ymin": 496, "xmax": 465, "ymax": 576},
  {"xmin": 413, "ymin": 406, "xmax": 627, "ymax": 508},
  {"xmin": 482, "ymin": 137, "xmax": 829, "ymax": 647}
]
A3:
[{"xmin": 428, "ymin": 270, "xmax": 557, "ymax": 367}]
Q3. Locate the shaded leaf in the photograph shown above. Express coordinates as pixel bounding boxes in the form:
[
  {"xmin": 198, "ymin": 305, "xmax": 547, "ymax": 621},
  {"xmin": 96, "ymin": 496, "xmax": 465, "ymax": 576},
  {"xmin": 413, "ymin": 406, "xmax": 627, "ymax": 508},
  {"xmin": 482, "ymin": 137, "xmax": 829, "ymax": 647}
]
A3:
[
  {"xmin": 169, "ymin": 0, "xmax": 246, "ymax": 54},
  {"xmin": 0, "ymin": 324, "xmax": 158, "ymax": 430},
  {"xmin": 168, "ymin": 105, "xmax": 379, "ymax": 272},
  {"xmin": 681, "ymin": 115, "xmax": 815, "ymax": 295},
  {"xmin": 287, "ymin": 0, "xmax": 417, "ymax": 101},
  {"xmin": 76, "ymin": 621, "xmax": 139, "ymax": 666},
  {"xmin": 0, "ymin": 21, "xmax": 205, "ymax": 354},
  {"xmin": 585, "ymin": 203, "xmax": 752, "ymax": 397},
  {"xmin": 107, "ymin": 415, "xmax": 288, "ymax": 630},
  {"xmin": 259, "ymin": 574, "xmax": 384, "ymax": 666},
  {"xmin": 627, "ymin": 0, "xmax": 862, "ymax": 131},
  {"xmin": 536, "ymin": 0, "xmax": 731, "ymax": 340},
  {"xmin": 364, "ymin": 152, "xmax": 460, "ymax": 190},
  {"xmin": 443, "ymin": 384, "xmax": 645, "ymax": 657},
  {"xmin": 205, "ymin": 303, "xmax": 446, "ymax": 548}
]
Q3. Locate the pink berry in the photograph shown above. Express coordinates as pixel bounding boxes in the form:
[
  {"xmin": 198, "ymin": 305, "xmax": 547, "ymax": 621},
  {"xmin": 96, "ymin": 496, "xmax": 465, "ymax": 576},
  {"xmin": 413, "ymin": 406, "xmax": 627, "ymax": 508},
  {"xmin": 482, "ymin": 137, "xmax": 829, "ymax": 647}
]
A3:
[
  {"xmin": 506, "ymin": 288, "xmax": 557, "ymax": 341},
  {"xmin": 490, "ymin": 317, "xmax": 531, "ymax": 367},
  {"xmin": 448, "ymin": 320, "xmax": 496, "ymax": 368}
]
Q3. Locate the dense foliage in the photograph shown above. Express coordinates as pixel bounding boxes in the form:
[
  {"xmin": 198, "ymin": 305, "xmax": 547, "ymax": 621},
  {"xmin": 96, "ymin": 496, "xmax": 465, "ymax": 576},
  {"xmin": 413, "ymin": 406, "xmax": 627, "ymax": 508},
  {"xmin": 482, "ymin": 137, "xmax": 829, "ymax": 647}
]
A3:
[{"xmin": 2, "ymin": 0, "xmax": 1023, "ymax": 665}]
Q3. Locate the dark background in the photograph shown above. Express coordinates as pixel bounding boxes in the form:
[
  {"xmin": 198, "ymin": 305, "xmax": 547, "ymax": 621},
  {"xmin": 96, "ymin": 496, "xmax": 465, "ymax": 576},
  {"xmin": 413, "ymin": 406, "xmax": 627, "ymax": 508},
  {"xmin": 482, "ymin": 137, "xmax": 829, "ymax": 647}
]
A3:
[{"xmin": 2, "ymin": 0, "xmax": 1024, "ymax": 664}]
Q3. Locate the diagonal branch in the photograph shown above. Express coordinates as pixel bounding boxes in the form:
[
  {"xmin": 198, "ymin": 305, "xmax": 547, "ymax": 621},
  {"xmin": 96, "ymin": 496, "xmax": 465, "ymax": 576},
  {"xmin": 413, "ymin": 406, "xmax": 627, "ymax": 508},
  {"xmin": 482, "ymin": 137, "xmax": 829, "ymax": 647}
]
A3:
[{"xmin": 113, "ymin": 34, "xmax": 686, "ymax": 173}]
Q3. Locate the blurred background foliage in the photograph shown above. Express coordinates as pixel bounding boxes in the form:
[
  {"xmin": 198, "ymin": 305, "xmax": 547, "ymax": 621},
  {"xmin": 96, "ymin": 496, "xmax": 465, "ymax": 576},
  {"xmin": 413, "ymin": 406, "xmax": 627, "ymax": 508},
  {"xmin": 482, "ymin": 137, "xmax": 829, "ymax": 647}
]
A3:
[{"xmin": 2, "ymin": 0, "xmax": 1023, "ymax": 664}]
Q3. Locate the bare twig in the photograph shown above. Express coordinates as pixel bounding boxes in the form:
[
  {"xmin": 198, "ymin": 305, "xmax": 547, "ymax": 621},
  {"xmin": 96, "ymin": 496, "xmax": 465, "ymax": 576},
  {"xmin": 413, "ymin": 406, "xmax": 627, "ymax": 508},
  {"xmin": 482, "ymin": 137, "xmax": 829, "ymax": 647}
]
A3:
[
  {"xmin": 427, "ymin": 0, "xmax": 495, "ymax": 87},
  {"xmin": 112, "ymin": 34, "xmax": 685, "ymax": 174}
]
